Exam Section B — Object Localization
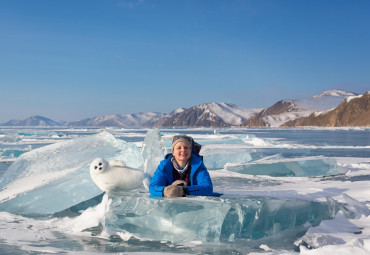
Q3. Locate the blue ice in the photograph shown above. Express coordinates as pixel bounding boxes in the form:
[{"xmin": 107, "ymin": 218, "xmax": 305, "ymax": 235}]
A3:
[
  {"xmin": 0, "ymin": 133, "xmax": 21, "ymax": 143},
  {"xmin": 202, "ymin": 147, "xmax": 253, "ymax": 169},
  {"xmin": 225, "ymin": 156, "xmax": 345, "ymax": 177},
  {"xmin": 0, "ymin": 131, "xmax": 144, "ymax": 216},
  {"xmin": 100, "ymin": 193, "xmax": 331, "ymax": 244},
  {"xmin": 154, "ymin": 132, "xmax": 253, "ymax": 170},
  {"xmin": 1, "ymin": 149, "xmax": 28, "ymax": 158},
  {"xmin": 141, "ymin": 129, "xmax": 167, "ymax": 176}
]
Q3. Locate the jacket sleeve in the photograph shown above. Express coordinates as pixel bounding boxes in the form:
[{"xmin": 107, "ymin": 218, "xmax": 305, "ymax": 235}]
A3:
[
  {"xmin": 187, "ymin": 162, "xmax": 213, "ymax": 196},
  {"xmin": 149, "ymin": 159, "xmax": 170, "ymax": 197}
]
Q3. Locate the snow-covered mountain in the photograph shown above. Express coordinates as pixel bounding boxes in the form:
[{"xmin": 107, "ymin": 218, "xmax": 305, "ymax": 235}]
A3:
[
  {"xmin": 156, "ymin": 102, "xmax": 263, "ymax": 127},
  {"xmin": 312, "ymin": 89, "xmax": 355, "ymax": 98},
  {"xmin": 141, "ymin": 108, "xmax": 186, "ymax": 127},
  {"xmin": 2, "ymin": 89, "xmax": 365, "ymax": 128},
  {"xmin": 66, "ymin": 112, "xmax": 163, "ymax": 128},
  {"xmin": 65, "ymin": 103, "xmax": 261, "ymax": 128},
  {"xmin": 283, "ymin": 91, "xmax": 370, "ymax": 127},
  {"xmin": 1, "ymin": 116, "xmax": 65, "ymax": 127},
  {"xmin": 243, "ymin": 90, "xmax": 357, "ymax": 127}
]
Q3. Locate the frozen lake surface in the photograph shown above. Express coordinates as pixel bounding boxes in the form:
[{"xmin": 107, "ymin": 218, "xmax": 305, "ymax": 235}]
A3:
[{"xmin": 0, "ymin": 127, "xmax": 370, "ymax": 254}]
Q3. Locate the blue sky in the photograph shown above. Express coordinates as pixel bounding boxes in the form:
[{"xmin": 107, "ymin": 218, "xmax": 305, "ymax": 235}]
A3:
[{"xmin": 0, "ymin": 0, "xmax": 369, "ymax": 122}]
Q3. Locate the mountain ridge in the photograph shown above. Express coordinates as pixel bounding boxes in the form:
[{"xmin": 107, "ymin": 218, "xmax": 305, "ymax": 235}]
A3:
[
  {"xmin": 155, "ymin": 102, "xmax": 262, "ymax": 127},
  {"xmin": 282, "ymin": 91, "xmax": 370, "ymax": 127},
  {"xmin": 2, "ymin": 89, "xmax": 368, "ymax": 127},
  {"xmin": 242, "ymin": 89, "xmax": 357, "ymax": 127},
  {"xmin": 66, "ymin": 112, "xmax": 162, "ymax": 128},
  {"xmin": 1, "ymin": 116, "xmax": 65, "ymax": 127}
]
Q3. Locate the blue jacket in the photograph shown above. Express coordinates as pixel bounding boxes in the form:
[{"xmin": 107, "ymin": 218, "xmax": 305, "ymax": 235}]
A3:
[{"xmin": 149, "ymin": 152, "xmax": 213, "ymax": 197}]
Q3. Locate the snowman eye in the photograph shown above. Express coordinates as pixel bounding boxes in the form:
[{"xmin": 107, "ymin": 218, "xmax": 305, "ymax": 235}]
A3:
[
  {"xmin": 94, "ymin": 166, "xmax": 97, "ymax": 169},
  {"xmin": 99, "ymin": 163, "xmax": 102, "ymax": 166}
]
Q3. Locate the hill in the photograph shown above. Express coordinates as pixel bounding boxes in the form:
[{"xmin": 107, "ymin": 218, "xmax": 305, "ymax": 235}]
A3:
[
  {"xmin": 66, "ymin": 112, "xmax": 163, "ymax": 128},
  {"xmin": 283, "ymin": 92, "xmax": 370, "ymax": 127},
  {"xmin": 1, "ymin": 116, "xmax": 64, "ymax": 127},
  {"xmin": 156, "ymin": 102, "xmax": 262, "ymax": 127},
  {"xmin": 2, "ymin": 90, "xmax": 368, "ymax": 128},
  {"xmin": 242, "ymin": 89, "xmax": 357, "ymax": 127}
]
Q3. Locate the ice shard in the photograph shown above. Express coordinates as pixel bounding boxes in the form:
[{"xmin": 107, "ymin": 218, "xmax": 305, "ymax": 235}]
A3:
[
  {"xmin": 141, "ymin": 129, "xmax": 167, "ymax": 176},
  {"xmin": 202, "ymin": 146, "xmax": 253, "ymax": 170},
  {"xmin": 0, "ymin": 133, "xmax": 21, "ymax": 143},
  {"xmin": 90, "ymin": 193, "xmax": 332, "ymax": 244},
  {"xmin": 342, "ymin": 193, "xmax": 370, "ymax": 218},
  {"xmin": 326, "ymin": 194, "xmax": 370, "ymax": 219},
  {"xmin": 226, "ymin": 156, "xmax": 345, "ymax": 177},
  {"xmin": 0, "ymin": 132, "xmax": 143, "ymax": 216},
  {"xmin": 297, "ymin": 195, "xmax": 366, "ymax": 250}
]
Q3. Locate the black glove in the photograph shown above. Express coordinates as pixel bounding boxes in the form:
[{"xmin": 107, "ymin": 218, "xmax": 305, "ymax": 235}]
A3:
[{"xmin": 163, "ymin": 180, "xmax": 188, "ymax": 197}]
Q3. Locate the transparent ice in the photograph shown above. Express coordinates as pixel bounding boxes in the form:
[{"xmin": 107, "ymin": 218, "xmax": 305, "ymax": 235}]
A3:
[
  {"xmin": 297, "ymin": 194, "xmax": 370, "ymax": 249},
  {"xmin": 202, "ymin": 146, "xmax": 253, "ymax": 169},
  {"xmin": 225, "ymin": 156, "xmax": 345, "ymax": 177},
  {"xmin": 78, "ymin": 192, "xmax": 332, "ymax": 247},
  {"xmin": 0, "ymin": 131, "xmax": 143, "ymax": 215},
  {"xmin": 140, "ymin": 128, "xmax": 167, "ymax": 176},
  {"xmin": 0, "ymin": 127, "xmax": 369, "ymax": 254},
  {"xmin": 0, "ymin": 132, "xmax": 21, "ymax": 143}
]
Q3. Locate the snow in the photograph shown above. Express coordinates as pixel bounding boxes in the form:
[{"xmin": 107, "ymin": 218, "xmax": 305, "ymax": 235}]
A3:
[
  {"xmin": 199, "ymin": 102, "xmax": 263, "ymax": 126},
  {"xmin": 263, "ymin": 111, "xmax": 313, "ymax": 127},
  {"xmin": 346, "ymin": 94, "xmax": 363, "ymax": 103},
  {"xmin": 0, "ymin": 127, "xmax": 370, "ymax": 254},
  {"xmin": 312, "ymin": 89, "xmax": 357, "ymax": 98},
  {"xmin": 262, "ymin": 90, "xmax": 356, "ymax": 127}
]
